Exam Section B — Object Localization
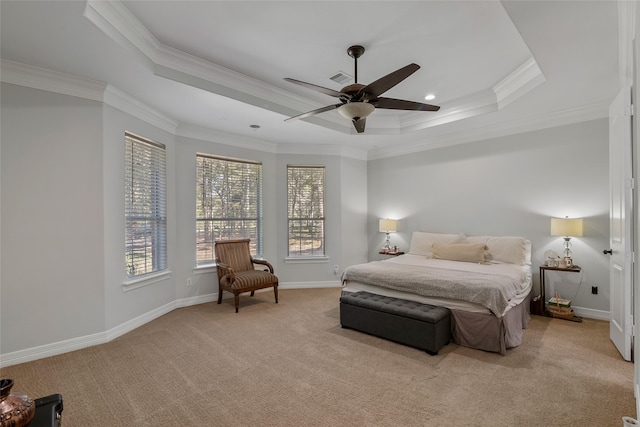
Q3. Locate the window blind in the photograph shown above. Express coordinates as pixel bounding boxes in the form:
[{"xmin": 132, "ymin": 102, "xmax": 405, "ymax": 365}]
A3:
[
  {"xmin": 196, "ymin": 154, "xmax": 262, "ymax": 264},
  {"xmin": 287, "ymin": 165, "xmax": 325, "ymax": 256},
  {"xmin": 125, "ymin": 132, "xmax": 167, "ymax": 278}
]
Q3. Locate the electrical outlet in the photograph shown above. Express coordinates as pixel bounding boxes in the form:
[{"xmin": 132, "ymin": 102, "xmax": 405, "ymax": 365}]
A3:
[
  {"xmin": 591, "ymin": 285, "xmax": 598, "ymax": 295},
  {"xmin": 186, "ymin": 278, "xmax": 192, "ymax": 287},
  {"xmin": 334, "ymin": 265, "xmax": 339, "ymax": 274}
]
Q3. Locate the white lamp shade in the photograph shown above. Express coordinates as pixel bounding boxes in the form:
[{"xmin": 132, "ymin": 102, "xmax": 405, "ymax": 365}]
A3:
[
  {"xmin": 379, "ymin": 219, "xmax": 397, "ymax": 233},
  {"xmin": 550, "ymin": 217, "xmax": 583, "ymax": 237},
  {"xmin": 338, "ymin": 102, "xmax": 375, "ymax": 120}
]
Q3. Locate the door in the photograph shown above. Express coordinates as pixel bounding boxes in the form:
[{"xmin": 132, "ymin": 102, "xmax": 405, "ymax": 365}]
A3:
[{"xmin": 609, "ymin": 86, "xmax": 633, "ymax": 362}]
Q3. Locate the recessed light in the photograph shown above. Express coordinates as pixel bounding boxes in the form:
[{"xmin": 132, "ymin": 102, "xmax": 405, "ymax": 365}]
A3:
[
  {"xmin": 425, "ymin": 94, "xmax": 436, "ymax": 101},
  {"xmin": 249, "ymin": 124, "xmax": 261, "ymax": 130}
]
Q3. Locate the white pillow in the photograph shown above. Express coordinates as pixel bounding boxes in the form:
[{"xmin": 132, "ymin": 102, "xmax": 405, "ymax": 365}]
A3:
[
  {"xmin": 408, "ymin": 232, "xmax": 466, "ymax": 257},
  {"xmin": 465, "ymin": 235, "xmax": 531, "ymax": 265}
]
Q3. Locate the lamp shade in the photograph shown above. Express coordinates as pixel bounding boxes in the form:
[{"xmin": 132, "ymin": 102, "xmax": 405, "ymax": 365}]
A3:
[
  {"xmin": 550, "ymin": 217, "xmax": 583, "ymax": 237},
  {"xmin": 338, "ymin": 102, "xmax": 375, "ymax": 121},
  {"xmin": 379, "ymin": 219, "xmax": 397, "ymax": 233}
]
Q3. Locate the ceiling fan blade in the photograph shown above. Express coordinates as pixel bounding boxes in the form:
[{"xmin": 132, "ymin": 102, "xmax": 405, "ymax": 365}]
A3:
[
  {"xmin": 284, "ymin": 78, "xmax": 347, "ymax": 99},
  {"xmin": 353, "ymin": 118, "xmax": 366, "ymax": 133},
  {"xmin": 358, "ymin": 63, "xmax": 420, "ymax": 99},
  {"xmin": 284, "ymin": 104, "xmax": 342, "ymax": 121},
  {"xmin": 373, "ymin": 97, "xmax": 440, "ymax": 111}
]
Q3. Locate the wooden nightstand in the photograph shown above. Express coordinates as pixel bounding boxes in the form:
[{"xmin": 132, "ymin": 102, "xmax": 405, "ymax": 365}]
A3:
[
  {"xmin": 539, "ymin": 265, "xmax": 582, "ymax": 322},
  {"xmin": 379, "ymin": 251, "xmax": 405, "ymax": 256}
]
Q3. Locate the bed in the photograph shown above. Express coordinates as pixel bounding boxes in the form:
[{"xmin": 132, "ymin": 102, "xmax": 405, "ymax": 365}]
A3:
[{"xmin": 341, "ymin": 232, "xmax": 533, "ymax": 355}]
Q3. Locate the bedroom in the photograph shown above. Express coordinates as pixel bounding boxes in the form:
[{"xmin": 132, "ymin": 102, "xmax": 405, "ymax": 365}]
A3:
[{"xmin": 0, "ymin": 0, "xmax": 637, "ymax": 424}]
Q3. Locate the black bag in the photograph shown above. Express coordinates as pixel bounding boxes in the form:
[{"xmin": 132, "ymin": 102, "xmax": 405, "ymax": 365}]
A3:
[{"xmin": 29, "ymin": 394, "xmax": 63, "ymax": 427}]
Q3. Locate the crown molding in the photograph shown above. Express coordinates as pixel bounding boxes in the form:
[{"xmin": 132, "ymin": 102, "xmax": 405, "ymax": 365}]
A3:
[
  {"xmin": 176, "ymin": 123, "xmax": 278, "ymax": 154},
  {"xmin": 83, "ymin": 0, "xmax": 547, "ymax": 136},
  {"xmin": 493, "ymin": 57, "xmax": 546, "ymax": 108},
  {"xmin": 2, "ymin": 58, "xmax": 607, "ymax": 161},
  {"xmin": 83, "ymin": 0, "xmax": 159, "ymax": 65},
  {"xmin": 103, "ymin": 85, "xmax": 178, "ymax": 134},
  {"xmin": 275, "ymin": 143, "xmax": 368, "ymax": 161},
  {"xmin": 1, "ymin": 59, "xmax": 106, "ymax": 101},
  {"xmin": 367, "ymin": 100, "xmax": 609, "ymax": 160},
  {"xmin": 84, "ymin": 0, "xmax": 339, "ymax": 123},
  {"xmin": 1, "ymin": 59, "xmax": 178, "ymax": 134}
]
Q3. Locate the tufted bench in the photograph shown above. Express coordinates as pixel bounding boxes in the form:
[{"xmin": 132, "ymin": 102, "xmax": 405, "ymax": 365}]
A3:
[{"xmin": 340, "ymin": 291, "xmax": 451, "ymax": 355}]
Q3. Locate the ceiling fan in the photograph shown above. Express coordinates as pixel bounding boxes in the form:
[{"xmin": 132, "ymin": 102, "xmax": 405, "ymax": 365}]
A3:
[{"xmin": 284, "ymin": 45, "xmax": 440, "ymax": 133}]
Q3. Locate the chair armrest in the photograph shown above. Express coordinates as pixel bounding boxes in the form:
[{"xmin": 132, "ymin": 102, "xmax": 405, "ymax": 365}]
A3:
[
  {"xmin": 215, "ymin": 261, "xmax": 235, "ymax": 281},
  {"xmin": 252, "ymin": 258, "xmax": 274, "ymax": 273}
]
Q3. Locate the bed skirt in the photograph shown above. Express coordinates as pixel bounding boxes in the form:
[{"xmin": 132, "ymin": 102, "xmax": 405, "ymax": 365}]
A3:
[
  {"xmin": 340, "ymin": 289, "xmax": 531, "ymax": 356},
  {"xmin": 451, "ymin": 299, "xmax": 530, "ymax": 355}
]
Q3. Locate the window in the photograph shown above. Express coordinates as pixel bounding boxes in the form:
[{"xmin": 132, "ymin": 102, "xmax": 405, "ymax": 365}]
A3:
[
  {"xmin": 124, "ymin": 132, "xmax": 167, "ymax": 278},
  {"xmin": 287, "ymin": 165, "xmax": 325, "ymax": 257},
  {"xmin": 196, "ymin": 154, "xmax": 262, "ymax": 265}
]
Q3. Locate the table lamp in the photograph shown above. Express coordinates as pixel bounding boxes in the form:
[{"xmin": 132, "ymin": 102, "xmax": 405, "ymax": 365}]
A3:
[
  {"xmin": 550, "ymin": 216, "xmax": 583, "ymax": 267},
  {"xmin": 379, "ymin": 219, "xmax": 397, "ymax": 251}
]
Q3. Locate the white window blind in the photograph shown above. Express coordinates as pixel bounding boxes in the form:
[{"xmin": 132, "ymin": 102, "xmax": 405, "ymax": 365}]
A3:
[
  {"xmin": 287, "ymin": 165, "xmax": 325, "ymax": 256},
  {"xmin": 125, "ymin": 132, "xmax": 167, "ymax": 278},
  {"xmin": 196, "ymin": 154, "xmax": 262, "ymax": 265}
]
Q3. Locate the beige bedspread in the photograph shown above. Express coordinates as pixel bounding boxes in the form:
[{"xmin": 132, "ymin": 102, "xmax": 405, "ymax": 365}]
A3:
[{"xmin": 341, "ymin": 260, "xmax": 522, "ymax": 317}]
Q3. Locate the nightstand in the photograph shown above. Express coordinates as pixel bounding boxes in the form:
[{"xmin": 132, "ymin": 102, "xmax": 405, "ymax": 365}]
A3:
[
  {"xmin": 379, "ymin": 251, "xmax": 405, "ymax": 256},
  {"xmin": 539, "ymin": 265, "xmax": 582, "ymax": 322}
]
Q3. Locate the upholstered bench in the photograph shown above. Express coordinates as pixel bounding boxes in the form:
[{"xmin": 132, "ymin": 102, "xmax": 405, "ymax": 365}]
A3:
[{"xmin": 340, "ymin": 291, "xmax": 451, "ymax": 355}]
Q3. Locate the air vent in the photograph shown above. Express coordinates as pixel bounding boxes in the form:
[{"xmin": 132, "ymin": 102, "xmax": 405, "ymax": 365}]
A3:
[{"xmin": 329, "ymin": 71, "xmax": 353, "ymax": 85}]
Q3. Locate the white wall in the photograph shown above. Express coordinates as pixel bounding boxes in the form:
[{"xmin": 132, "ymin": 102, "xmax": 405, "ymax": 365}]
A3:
[
  {"xmin": 102, "ymin": 105, "xmax": 178, "ymax": 330},
  {"xmin": 0, "ymin": 77, "xmax": 608, "ymax": 364},
  {"xmin": 0, "ymin": 82, "xmax": 368, "ymax": 364},
  {"xmin": 367, "ymin": 119, "xmax": 610, "ymax": 316},
  {"xmin": 1, "ymin": 84, "xmax": 105, "ymax": 353}
]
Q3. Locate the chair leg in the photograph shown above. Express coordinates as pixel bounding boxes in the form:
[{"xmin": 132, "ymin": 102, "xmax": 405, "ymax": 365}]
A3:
[
  {"xmin": 274, "ymin": 284, "xmax": 278, "ymax": 304},
  {"xmin": 234, "ymin": 293, "xmax": 240, "ymax": 313},
  {"xmin": 217, "ymin": 285, "xmax": 223, "ymax": 304},
  {"xmin": 250, "ymin": 291, "xmax": 255, "ymax": 297}
]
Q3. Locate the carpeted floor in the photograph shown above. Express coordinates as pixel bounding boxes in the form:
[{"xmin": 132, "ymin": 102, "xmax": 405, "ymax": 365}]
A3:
[{"xmin": 1, "ymin": 287, "xmax": 635, "ymax": 426}]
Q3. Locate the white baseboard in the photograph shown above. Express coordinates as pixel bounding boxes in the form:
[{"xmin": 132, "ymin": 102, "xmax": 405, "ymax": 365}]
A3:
[
  {"xmin": 0, "ymin": 293, "xmax": 217, "ymax": 368},
  {"xmin": 0, "ymin": 284, "xmax": 342, "ymax": 367},
  {"xmin": 0, "ymin": 331, "xmax": 109, "ymax": 368},
  {"xmin": 279, "ymin": 281, "xmax": 342, "ymax": 289},
  {"xmin": 572, "ymin": 306, "xmax": 610, "ymax": 321}
]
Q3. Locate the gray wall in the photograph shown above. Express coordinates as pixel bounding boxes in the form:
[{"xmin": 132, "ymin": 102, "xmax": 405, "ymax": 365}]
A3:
[
  {"xmin": 0, "ymin": 79, "xmax": 609, "ymax": 364},
  {"xmin": 1, "ymin": 84, "xmax": 105, "ymax": 353},
  {"xmin": 0, "ymin": 82, "xmax": 368, "ymax": 363},
  {"xmin": 367, "ymin": 118, "xmax": 610, "ymax": 316}
]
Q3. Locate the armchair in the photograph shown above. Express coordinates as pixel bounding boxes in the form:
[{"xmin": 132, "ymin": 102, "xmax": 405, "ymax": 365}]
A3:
[{"xmin": 214, "ymin": 239, "xmax": 279, "ymax": 313}]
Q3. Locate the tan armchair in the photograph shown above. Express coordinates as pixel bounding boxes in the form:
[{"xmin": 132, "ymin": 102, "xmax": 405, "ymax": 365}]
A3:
[{"xmin": 214, "ymin": 239, "xmax": 279, "ymax": 313}]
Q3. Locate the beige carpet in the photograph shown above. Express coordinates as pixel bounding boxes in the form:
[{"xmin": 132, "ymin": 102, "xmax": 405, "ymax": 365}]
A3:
[{"xmin": 1, "ymin": 288, "xmax": 635, "ymax": 426}]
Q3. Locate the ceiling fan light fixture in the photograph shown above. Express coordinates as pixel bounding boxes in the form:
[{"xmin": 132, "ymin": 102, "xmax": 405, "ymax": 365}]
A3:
[{"xmin": 337, "ymin": 102, "xmax": 375, "ymax": 121}]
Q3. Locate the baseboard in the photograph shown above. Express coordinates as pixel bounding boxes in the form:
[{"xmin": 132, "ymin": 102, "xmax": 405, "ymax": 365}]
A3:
[
  {"xmin": 0, "ymin": 285, "xmax": 343, "ymax": 367},
  {"xmin": 0, "ymin": 293, "xmax": 217, "ymax": 368},
  {"xmin": 279, "ymin": 281, "xmax": 342, "ymax": 289},
  {"xmin": 0, "ymin": 331, "xmax": 109, "ymax": 368},
  {"xmin": 572, "ymin": 306, "xmax": 610, "ymax": 321}
]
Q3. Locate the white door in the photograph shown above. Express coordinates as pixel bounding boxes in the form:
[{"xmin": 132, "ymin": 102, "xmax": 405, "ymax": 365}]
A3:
[{"xmin": 609, "ymin": 86, "xmax": 633, "ymax": 362}]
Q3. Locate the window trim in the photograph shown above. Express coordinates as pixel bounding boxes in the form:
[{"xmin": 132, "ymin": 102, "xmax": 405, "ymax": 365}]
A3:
[
  {"xmin": 124, "ymin": 131, "xmax": 168, "ymax": 279},
  {"xmin": 287, "ymin": 165, "xmax": 326, "ymax": 258},
  {"xmin": 195, "ymin": 153, "xmax": 263, "ymax": 265}
]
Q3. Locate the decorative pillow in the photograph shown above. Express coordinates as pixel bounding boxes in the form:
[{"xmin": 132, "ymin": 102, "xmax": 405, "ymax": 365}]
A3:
[
  {"xmin": 432, "ymin": 242, "xmax": 487, "ymax": 263},
  {"xmin": 408, "ymin": 232, "xmax": 466, "ymax": 257},
  {"xmin": 465, "ymin": 235, "xmax": 531, "ymax": 265}
]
